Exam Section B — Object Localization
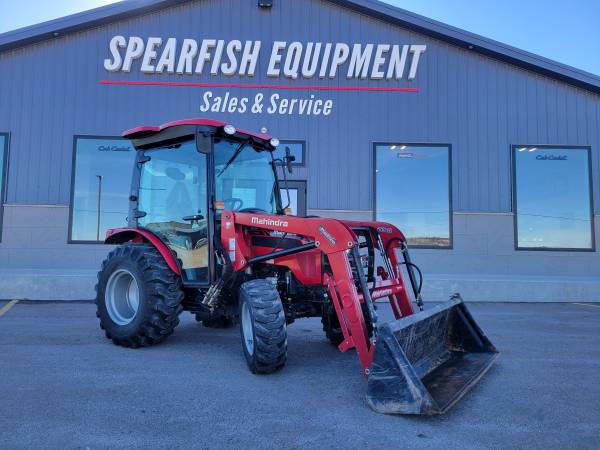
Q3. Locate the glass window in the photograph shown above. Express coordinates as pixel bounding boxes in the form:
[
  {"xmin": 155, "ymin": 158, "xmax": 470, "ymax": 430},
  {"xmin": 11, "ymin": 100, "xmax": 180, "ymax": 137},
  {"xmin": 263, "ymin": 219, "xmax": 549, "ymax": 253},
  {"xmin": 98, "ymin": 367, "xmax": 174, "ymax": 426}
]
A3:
[
  {"xmin": 138, "ymin": 140, "xmax": 209, "ymax": 282},
  {"xmin": 513, "ymin": 146, "xmax": 594, "ymax": 250},
  {"xmin": 273, "ymin": 140, "xmax": 305, "ymax": 166},
  {"xmin": 214, "ymin": 138, "xmax": 279, "ymax": 214},
  {"xmin": 375, "ymin": 144, "xmax": 451, "ymax": 247},
  {"xmin": 279, "ymin": 180, "xmax": 307, "ymax": 216},
  {"xmin": 70, "ymin": 137, "xmax": 136, "ymax": 242},
  {"xmin": 281, "ymin": 187, "xmax": 299, "ymax": 215},
  {"xmin": 0, "ymin": 133, "xmax": 8, "ymax": 238},
  {"xmin": 138, "ymin": 141, "xmax": 207, "ymax": 229}
]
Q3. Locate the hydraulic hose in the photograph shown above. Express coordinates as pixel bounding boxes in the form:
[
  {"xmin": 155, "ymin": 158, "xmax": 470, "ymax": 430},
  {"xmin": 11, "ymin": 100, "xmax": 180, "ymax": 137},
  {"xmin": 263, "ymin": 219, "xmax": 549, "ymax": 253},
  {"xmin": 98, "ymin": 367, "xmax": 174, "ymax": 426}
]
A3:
[
  {"xmin": 400, "ymin": 261, "xmax": 423, "ymax": 296},
  {"xmin": 386, "ymin": 237, "xmax": 424, "ymax": 310}
]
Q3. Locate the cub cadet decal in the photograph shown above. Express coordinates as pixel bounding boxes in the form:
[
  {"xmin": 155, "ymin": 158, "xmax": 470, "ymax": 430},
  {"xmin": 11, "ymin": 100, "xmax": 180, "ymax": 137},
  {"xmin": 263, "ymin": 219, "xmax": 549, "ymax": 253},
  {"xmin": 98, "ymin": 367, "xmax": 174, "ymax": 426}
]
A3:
[
  {"xmin": 377, "ymin": 226, "xmax": 393, "ymax": 234},
  {"xmin": 319, "ymin": 225, "xmax": 337, "ymax": 245},
  {"xmin": 251, "ymin": 216, "xmax": 289, "ymax": 227}
]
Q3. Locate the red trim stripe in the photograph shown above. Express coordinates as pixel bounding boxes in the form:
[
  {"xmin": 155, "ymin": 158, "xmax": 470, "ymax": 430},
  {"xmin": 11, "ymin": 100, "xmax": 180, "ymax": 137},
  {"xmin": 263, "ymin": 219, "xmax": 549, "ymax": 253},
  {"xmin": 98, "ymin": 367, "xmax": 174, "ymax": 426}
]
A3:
[{"xmin": 99, "ymin": 80, "xmax": 419, "ymax": 93}]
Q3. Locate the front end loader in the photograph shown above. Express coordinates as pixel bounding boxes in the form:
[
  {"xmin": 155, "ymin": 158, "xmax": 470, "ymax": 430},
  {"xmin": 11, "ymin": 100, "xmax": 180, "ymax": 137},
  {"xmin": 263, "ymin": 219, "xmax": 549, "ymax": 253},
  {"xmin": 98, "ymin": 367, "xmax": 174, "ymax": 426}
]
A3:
[{"xmin": 95, "ymin": 119, "xmax": 497, "ymax": 415}]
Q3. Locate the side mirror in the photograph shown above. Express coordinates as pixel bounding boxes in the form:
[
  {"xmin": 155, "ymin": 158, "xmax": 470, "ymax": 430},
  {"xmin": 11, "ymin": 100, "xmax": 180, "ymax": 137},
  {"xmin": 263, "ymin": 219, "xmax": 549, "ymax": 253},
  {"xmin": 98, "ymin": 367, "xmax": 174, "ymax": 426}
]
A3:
[
  {"xmin": 196, "ymin": 127, "xmax": 212, "ymax": 154},
  {"xmin": 284, "ymin": 146, "xmax": 295, "ymax": 174}
]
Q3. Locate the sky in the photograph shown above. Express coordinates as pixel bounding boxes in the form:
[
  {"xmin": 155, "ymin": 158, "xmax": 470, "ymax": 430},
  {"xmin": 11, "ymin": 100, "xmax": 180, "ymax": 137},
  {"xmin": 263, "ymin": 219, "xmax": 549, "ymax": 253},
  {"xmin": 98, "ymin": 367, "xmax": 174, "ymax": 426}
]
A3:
[{"xmin": 0, "ymin": 0, "xmax": 598, "ymax": 76}]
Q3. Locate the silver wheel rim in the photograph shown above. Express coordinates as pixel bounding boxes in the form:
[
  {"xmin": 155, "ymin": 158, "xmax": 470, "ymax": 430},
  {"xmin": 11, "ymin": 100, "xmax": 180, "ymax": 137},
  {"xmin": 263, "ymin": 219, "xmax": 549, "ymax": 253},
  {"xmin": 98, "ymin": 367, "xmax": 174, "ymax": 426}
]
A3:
[
  {"xmin": 105, "ymin": 269, "xmax": 140, "ymax": 326},
  {"xmin": 241, "ymin": 301, "xmax": 254, "ymax": 355}
]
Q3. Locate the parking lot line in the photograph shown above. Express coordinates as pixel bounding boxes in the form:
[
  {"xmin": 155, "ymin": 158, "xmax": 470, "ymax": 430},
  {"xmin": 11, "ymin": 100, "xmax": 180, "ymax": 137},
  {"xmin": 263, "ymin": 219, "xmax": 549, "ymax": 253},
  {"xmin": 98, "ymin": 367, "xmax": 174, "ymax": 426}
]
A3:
[
  {"xmin": 573, "ymin": 302, "xmax": 600, "ymax": 309},
  {"xmin": 0, "ymin": 299, "xmax": 19, "ymax": 317}
]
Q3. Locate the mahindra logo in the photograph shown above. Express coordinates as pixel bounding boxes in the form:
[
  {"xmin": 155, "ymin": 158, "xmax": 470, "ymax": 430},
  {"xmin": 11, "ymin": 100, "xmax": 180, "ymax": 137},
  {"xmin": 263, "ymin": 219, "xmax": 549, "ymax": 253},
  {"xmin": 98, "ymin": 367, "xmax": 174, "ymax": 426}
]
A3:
[
  {"xmin": 251, "ymin": 216, "xmax": 289, "ymax": 227},
  {"xmin": 319, "ymin": 225, "xmax": 337, "ymax": 245}
]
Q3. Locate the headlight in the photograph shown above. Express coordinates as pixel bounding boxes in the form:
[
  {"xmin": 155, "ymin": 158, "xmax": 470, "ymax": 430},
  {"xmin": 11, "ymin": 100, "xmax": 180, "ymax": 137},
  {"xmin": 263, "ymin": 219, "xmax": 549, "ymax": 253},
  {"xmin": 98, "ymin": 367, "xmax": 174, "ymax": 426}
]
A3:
[
  {"xmin": 223, "ymin": 124, "xmax": 236, "ymax": 135},
  {"xmin": 270, "ymin": 138, "xmax": 280, "ymax": 147}
]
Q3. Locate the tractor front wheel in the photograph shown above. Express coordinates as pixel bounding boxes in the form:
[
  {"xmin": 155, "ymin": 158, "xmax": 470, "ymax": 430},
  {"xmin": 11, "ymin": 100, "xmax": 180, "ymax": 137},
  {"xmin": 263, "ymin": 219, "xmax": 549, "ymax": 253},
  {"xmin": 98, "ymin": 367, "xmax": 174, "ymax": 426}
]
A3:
[
  {"xmin": 95, "ymin": 243, "xmax": 184, "ymax": 347},
  {"xmin": 239, "ymin": 279, "xmax": 287, "ymax": 374}
]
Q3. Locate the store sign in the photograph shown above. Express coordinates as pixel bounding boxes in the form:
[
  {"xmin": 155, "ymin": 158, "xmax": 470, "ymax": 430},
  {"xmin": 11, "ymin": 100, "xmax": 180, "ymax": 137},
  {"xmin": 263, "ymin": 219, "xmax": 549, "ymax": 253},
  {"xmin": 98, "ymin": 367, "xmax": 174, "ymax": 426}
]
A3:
[
  {"xmin": 104, "ymin": 37, "xmax": 426, "ymax": 80},
  {"xmin": 199, "ymin": 92, "xmax": 334, "ymax": 116},
  {"xmin": 102, "ymin": 37, "xmax": 426, "ymax": 116}
]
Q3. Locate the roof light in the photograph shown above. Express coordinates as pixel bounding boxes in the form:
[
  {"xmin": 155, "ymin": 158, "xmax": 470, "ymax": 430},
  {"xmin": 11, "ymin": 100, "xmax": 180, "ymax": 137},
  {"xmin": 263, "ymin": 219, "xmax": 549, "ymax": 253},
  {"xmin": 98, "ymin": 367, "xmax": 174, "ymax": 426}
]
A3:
[
  {"xmin": 400, "ymin": 145, "xmax": 407, "ymax": 150},
  {"xmin": 270, "ymin": 138, "xmax": 280, "ymax": 147},
  {"xmin": 518, "ymin": 147, "xmax": 527, "ymax": 152},
  {"xmin": 223, "ymin": 124, "xmax": 236, "ymax": 135},
  {"xmin": 390, "ymin": 145, "xmax": 397, "ymax": 150},
  {"xmin": 529, "ymin": 147, "xmax": 537, "ymax": 152}
]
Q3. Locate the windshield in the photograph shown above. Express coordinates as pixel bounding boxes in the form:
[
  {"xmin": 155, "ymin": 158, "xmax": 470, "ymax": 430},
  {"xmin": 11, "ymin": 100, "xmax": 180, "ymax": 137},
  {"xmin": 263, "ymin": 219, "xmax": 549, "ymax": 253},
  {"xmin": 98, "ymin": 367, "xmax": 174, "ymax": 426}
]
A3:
[{"xmin": 214, "ymin": 138, "xmax": 279, "ymax": 214}]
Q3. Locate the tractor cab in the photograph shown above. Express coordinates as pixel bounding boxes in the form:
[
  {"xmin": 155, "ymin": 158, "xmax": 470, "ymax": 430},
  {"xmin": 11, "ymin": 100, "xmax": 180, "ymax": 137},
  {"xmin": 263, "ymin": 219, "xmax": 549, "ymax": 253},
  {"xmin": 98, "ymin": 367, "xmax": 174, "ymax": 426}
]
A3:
[{"xmin": 120, "ymin": 119, "xmax": 287, "ymax": 285}]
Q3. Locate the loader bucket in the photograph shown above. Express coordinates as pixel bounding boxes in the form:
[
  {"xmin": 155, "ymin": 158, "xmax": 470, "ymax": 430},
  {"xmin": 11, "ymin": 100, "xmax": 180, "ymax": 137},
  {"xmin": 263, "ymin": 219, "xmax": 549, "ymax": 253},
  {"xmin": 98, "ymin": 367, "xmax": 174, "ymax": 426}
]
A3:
[{"xmin": 366, "ymin": 296, "xmax": 498, "ymax": 415}]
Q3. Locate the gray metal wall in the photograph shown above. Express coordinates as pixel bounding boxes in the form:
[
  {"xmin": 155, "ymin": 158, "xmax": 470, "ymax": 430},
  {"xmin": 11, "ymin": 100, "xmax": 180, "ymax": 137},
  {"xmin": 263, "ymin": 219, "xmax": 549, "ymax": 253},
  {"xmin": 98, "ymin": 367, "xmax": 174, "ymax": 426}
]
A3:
[{"xmin": 0, "ymin": 0, "xmax": 598, "ymax": 213}]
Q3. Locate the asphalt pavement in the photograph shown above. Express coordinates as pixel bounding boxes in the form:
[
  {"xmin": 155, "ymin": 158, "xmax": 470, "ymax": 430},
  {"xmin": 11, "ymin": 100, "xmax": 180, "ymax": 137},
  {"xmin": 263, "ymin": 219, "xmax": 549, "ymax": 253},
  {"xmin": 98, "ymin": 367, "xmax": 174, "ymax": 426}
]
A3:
[{"xmin": 0, "ymin": 300, "xmax": 599, "ymax": 449}]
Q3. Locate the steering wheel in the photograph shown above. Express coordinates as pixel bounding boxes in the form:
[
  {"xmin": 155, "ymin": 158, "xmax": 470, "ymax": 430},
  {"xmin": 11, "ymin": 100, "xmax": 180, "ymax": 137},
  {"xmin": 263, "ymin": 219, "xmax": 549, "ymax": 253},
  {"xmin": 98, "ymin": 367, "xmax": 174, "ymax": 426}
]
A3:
[
  {"xmin": 223, "ymin": 198, "xmax": 244, "ymax": 210},
  {"xmin": 239, "ymin": 208, "xmax": 268, "ymax": 213}
]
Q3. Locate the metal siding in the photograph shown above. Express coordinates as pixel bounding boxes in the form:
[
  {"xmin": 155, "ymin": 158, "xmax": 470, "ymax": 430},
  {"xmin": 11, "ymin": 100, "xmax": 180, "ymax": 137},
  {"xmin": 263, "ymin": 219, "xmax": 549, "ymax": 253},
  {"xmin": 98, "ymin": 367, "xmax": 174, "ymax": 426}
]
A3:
[{"xmin": 0, "ymin": 0, "xmax": 597, "ymax": 213}]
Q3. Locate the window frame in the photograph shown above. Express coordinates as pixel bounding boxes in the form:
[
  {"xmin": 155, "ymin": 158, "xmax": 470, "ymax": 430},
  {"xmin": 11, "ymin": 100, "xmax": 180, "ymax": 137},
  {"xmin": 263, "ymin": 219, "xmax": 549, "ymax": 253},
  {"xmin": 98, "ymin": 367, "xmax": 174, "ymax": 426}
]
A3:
[
  {"xmin": 0, "ymin": 132, "xmax": 10, "ymax": 243},
  {"xmin": 280, "ymin": 180, "xmax": 307, "ymax": 217},
  {"xmin": 277, "ymin": 140, "xmax": 306, "ymax": 167},
  {"xmin": 372, "ymin": 142, "xmax": 453, "ymax": 249},
  {"xmin": 511, "ymin": 144, "xmax": 595, "ymax": 252},
  {"xmin": 68, "ymin": 135, "xmax": 135, "ymax": 244}
]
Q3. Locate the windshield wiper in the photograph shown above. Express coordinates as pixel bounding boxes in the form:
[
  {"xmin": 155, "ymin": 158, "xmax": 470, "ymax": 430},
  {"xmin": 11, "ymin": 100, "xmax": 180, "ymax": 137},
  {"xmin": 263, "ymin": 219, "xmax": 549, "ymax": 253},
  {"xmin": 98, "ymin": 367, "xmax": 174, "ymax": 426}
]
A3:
[{"xmin": 217, "ymin": 142, "xmax": 246, "ymax": 177}]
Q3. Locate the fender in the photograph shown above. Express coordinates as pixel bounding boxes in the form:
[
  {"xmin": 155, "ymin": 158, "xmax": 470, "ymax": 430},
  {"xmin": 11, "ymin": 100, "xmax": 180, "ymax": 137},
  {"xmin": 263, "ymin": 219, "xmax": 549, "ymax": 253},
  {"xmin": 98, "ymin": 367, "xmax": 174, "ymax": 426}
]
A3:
[{"xmin": 105, "ymin": 228, "xmax": 181, "ymax": 276}]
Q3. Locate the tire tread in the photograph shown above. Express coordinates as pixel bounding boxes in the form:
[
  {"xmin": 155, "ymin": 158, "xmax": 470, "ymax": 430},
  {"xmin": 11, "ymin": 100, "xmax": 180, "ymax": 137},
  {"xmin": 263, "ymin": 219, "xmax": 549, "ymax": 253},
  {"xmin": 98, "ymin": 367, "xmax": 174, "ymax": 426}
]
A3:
[
  {"xmin": 240, "ymin": 279, "xmax": 287, "ymax": 374},
  {"xmin": 95, "ymin": 243, "xmax": 183, "ymax": 348}
]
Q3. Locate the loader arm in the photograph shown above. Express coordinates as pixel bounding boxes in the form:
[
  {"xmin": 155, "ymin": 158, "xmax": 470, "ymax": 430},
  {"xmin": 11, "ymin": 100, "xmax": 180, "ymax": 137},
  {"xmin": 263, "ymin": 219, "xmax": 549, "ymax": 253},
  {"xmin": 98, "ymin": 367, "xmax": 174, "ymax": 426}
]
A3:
[{"xmin": 221, "ymin": 211, "xmax": 414, "ymax": 376}]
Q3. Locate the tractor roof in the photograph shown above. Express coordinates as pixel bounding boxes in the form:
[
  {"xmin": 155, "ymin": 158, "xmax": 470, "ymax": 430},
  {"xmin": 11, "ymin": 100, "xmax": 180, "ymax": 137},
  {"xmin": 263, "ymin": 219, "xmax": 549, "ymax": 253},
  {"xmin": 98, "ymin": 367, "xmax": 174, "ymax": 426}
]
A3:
[{"xmin": 123, "ymin": 118, "xmax": 273, "ymax": 141}]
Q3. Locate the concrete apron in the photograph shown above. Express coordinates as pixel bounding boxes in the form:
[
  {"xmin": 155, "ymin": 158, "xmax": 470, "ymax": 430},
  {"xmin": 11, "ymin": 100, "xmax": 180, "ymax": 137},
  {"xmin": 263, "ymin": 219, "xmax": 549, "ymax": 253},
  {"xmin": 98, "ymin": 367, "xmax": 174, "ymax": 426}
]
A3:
[{"xmin": 0, "ymin": 270, "xmax": 599, "ymax": 302}]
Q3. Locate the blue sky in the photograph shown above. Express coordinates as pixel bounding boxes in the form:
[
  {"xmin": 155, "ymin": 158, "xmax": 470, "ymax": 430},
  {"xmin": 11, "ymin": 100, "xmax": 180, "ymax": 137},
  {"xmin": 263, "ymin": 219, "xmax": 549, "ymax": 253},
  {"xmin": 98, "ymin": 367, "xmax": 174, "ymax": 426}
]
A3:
[{"xmin": 0, "ymin": 0, "xmax": 598, "ymax": 76}]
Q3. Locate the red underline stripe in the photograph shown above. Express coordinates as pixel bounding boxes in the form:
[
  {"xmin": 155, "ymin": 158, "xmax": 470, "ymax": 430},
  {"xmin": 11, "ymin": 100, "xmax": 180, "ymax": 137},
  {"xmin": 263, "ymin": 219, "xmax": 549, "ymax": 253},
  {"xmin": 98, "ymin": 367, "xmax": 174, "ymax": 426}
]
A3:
[{"xmin": 99, "ymin": 80, "xmax": 419, "ymax": 93}]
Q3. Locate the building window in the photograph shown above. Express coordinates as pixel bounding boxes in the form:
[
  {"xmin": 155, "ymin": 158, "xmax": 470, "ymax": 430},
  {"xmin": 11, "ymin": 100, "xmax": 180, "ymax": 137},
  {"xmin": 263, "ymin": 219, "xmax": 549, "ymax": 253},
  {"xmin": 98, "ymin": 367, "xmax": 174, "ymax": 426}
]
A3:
[
  {"xmin": 280, "ymin": 180, "xmax": 307, "ymax": 216},
  {"xmin": 0, "ymin": 133, "xmax": 8, "ymax": 240},
  {"xmin": 374, "ymin": 143, "xmax": 452, "ymax": 248},
  {"xmin": 273, "ymin": 140, "xmax": 305, "ymax": 166},
  {"xmin": 512, "ymin": 145, "xmax": 594, "ymax": 251},
  {"xmin": 69, "ymin": 136, "xmax": 136, "ymax": 243}
]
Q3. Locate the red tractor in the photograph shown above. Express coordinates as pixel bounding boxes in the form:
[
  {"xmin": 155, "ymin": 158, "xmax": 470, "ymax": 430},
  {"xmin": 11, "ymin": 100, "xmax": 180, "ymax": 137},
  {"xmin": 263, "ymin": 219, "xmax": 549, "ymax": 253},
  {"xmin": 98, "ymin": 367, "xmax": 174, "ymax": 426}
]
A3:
[{"xmin": 96, "ymin": 119, "xmax": 497, "ymax": 415}]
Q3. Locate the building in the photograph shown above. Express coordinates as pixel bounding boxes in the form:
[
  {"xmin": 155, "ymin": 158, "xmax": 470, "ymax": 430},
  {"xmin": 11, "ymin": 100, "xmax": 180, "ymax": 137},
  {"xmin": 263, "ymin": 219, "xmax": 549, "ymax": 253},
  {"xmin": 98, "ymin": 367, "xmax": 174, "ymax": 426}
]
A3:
[{"xmin": 0, "ymin": 0, "xmax": 598, "ymax": 301}]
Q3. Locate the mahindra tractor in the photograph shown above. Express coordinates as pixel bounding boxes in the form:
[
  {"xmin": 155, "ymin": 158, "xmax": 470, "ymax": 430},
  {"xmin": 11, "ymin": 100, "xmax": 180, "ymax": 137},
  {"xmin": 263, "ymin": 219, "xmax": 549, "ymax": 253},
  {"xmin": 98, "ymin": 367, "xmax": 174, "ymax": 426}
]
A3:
[{"xmin": 95, "ymin": 119, "xmax": 498, "ymax": 415}]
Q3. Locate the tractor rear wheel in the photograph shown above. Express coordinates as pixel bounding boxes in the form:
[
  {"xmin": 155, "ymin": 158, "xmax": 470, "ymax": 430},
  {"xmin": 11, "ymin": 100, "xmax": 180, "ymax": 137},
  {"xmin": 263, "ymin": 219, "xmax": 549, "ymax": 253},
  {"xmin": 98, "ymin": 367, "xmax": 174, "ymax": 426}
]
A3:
[
  {"xmin": 95, "ymin": 243, "xmax": 184, "ymax": 348},
  {"xmin": 239, "ymin": 279, "xmax": 287, "ymax": 374}
]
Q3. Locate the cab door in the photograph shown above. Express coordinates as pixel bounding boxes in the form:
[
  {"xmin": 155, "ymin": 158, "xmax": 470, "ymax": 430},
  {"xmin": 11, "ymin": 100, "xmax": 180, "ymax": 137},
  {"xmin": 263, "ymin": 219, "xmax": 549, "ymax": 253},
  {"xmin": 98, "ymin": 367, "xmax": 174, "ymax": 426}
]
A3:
[{"xmin": 137, "ymin": 140, "xmax": 209, "ymax": 283}]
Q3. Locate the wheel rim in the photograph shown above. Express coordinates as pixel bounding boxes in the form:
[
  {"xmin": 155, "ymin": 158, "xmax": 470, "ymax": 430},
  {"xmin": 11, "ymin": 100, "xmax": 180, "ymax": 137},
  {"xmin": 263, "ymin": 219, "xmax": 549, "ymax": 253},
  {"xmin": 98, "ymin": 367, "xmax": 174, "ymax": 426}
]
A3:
[
  {"xmin": 241, "ymin": 301, "xmax": 254, "ymax": 355},
  {"xmin": 105, "ymin": 269, "xmax": 140, "ymax": 326}
]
